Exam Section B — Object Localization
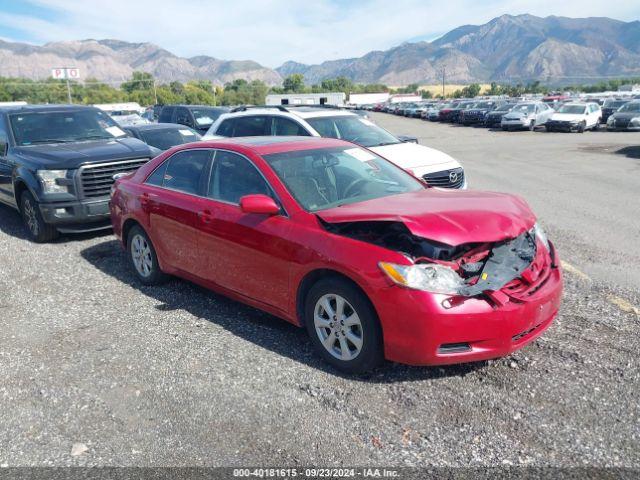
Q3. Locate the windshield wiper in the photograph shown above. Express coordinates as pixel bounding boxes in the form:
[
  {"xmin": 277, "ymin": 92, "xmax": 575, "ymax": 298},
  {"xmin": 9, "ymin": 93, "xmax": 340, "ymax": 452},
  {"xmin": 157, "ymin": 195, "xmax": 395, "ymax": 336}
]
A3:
[
  {"xmin": 75, "ymin": 135, "xmax": 113, "ymax": 141},
  {"xmin": 24, "ymin": 139, "xmax": 71, "ymax": 144},
  {"xmin": 373, "ymin": 141, "xmax": 401, "ymax": 147}
]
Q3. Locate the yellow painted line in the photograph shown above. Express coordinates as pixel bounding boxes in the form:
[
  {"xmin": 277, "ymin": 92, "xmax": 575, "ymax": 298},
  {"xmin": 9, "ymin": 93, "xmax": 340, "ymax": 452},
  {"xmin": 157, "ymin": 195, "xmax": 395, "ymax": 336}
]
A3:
[
  {"xmin": 561, "ymin": 260, "xmax": 591, "ymax": 281},
  {"xmin": 561, "ymin": 261, "xmax": 638, "ymax": 316},
  {"xmin": 607, "ymin": 295, "xmax": 640, "ymax": 316}
]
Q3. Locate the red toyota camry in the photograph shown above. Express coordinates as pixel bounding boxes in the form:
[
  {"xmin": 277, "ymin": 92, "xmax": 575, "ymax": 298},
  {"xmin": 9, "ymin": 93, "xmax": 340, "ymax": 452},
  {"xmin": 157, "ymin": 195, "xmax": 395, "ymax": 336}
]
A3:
[{"xmin": 110, "ymin": 137, "xmax": 563, "ymax": 373}]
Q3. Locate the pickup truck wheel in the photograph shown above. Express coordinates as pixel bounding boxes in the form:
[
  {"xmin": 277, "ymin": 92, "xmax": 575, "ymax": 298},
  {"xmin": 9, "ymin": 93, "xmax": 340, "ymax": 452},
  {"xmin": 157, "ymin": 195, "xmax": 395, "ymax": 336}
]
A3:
[
  {"xmin": 20, "ymin": 191, "xmax": 59, "ymax": 243},
  {"xmin": 305, "ymin": 277, "xmax": 383, "ymax": 374},
  {"xmin": 127, "ymin": 225, "xmax": 167, "ymax": 285}
]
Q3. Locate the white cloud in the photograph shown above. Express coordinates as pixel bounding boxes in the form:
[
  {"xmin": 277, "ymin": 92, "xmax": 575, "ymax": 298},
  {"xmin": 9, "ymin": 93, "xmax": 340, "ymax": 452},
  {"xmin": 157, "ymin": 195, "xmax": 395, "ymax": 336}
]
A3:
[{"xmin": 1, "ymin": 0, "xmax": 638, "ymax": 67}]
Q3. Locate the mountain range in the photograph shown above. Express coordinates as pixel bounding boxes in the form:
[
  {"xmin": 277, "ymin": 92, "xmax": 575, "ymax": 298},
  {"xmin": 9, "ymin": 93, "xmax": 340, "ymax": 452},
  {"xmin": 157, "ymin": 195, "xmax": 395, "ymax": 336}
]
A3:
[
  {"xmin": 0, "ymin": 38, "xmax": 282, "ymax": 86},
  {"xmin": 277, "ymin": 14, "xmax": 640, "ymax": 85},
  {"xmin": 0, "ymin": 14, "xmax": 639, "ymax": 87}
]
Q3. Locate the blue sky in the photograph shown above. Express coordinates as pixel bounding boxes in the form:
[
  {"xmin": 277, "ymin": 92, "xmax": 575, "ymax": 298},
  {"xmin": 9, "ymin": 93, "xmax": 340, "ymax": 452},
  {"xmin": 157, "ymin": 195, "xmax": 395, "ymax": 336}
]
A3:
[{"xmin": 0, "ymin": 0, "xmax": 638, "ymax": 66}]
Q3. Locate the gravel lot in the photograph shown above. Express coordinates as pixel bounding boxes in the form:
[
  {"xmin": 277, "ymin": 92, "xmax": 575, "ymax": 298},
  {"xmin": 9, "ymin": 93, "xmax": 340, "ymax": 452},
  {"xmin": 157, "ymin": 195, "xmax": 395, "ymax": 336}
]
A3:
[{"xmin": 0, "ymin": 115, "xmax": 638, "ymax": 468}]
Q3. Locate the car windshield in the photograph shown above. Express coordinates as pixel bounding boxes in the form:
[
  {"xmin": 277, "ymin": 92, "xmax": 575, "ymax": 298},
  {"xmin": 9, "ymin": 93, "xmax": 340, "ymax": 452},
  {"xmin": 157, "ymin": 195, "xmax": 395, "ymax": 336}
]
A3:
[
  {"xmin": 604, "ymin": 100, "xmax": 627, "ymax": 108},
  {"xmin": 263, "ymin": 146, "xmax": 423, "ymax": 212},
  {"xmin": 139, "ymin": 127, "xmax": 201, "ymax": 150},
  {"xmin": 494, "ymin": 104, "xmax": 515, "ymax": 112},
  {"xmin": 474, "ymin": 102, "xmax": 494, "ymax": 109},
  {"xmin": 617, "ymin": 102, "xmax": 640, "ymax": 113},
  {"xmin": 306, "ymin": 115, "xmax": 400, "ymax": 148},
  {"xmin": 9, "ymin": 109, "xmax": 124, "ymax": 145},
  {"xmin": 459, "ymin": 102, "xmax": 475, "ymax": 109},
  {"xmin": 512, "ymin": 104, "xmax": 535, "ymax": 113},
  {"xmin": 191, "ymin": 108, "xmax": 225, "ymax": 127},
  {"xmin": 557, "ymin": 105, "xmax": 587, "ymax": 114}
]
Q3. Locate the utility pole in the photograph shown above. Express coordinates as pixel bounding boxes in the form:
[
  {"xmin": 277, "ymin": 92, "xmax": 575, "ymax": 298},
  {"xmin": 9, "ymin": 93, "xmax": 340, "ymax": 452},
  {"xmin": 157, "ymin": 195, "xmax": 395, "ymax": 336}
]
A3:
[
  {"xmin": 66, "ymin": 78, "xmax": 72, "ymax": 104},
  {"xmin": 152, "ymin": 79, "xmax": 158, "ymax": 105},
  {"xmin": 441, "ymin": 68, "xmax": 446, "ymax": 98}
]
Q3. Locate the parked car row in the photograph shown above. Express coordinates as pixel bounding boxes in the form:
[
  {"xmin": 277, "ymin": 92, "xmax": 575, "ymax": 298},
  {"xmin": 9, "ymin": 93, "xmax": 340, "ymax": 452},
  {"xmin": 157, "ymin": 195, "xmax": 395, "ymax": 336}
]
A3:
[{"xmin": 373, "ymin": 97, "xmax": 640, "ymax": 132}]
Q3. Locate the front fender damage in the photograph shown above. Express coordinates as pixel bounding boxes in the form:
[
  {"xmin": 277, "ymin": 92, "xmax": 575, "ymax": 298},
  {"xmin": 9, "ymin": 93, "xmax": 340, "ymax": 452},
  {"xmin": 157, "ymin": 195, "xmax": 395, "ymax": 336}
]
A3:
[{"xmin": 320, "ymin": 218, "xmax": 544, "ymax": 303}]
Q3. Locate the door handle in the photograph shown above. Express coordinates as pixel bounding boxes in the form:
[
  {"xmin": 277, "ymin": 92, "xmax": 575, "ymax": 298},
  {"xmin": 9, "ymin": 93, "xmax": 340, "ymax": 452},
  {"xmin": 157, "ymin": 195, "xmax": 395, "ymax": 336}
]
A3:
[
  {"xmin": 139, "ymin": 193, "xmax": 151, "ymax": 206},
  {"xmin": 197, "ymin": 210, "xmax": 213, "ymax": 224},
  {"xmin": 139, "ymin": 192, "xmax": 158, "ymax": 206}
]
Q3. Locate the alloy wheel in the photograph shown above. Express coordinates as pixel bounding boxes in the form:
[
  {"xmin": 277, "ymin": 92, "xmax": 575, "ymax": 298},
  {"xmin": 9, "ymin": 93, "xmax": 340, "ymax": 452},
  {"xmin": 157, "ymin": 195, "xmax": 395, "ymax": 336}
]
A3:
[
  {"xmin": 131, "ymin": 234, "xmax": 153, "ymax": 278},
  {"xmin": 314, "ymin": 294, "xmax": 363, "ymax": 361},
  {"xmin": 23, "ymin": 199, "xmax": 39, "ymax": 236}
]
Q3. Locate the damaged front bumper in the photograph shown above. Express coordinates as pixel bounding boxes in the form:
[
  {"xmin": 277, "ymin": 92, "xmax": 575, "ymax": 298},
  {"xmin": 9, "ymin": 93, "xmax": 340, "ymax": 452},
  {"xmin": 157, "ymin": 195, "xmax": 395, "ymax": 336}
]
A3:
[{"xmin": 373, "ymin": 240, "xmax": 563, "ymax": 366}]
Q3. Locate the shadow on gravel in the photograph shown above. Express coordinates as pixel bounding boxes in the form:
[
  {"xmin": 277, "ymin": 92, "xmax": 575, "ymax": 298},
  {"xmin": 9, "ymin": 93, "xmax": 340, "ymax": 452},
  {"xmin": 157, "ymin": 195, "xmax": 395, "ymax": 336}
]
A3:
[
  {"xmin": 81, "ymin": 239, "xmax": 486, "ymax": 383},
  {"xmin": 0, "ymin": 202, "xmax": 112, "ymax": 243}
]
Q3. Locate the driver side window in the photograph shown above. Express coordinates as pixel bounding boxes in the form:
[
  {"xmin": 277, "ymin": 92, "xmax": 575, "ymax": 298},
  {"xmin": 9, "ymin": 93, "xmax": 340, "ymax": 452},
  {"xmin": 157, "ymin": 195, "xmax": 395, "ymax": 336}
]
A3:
[{"xmin": 208, "ymin": 150, "xmax": 271, "ymax": 204}]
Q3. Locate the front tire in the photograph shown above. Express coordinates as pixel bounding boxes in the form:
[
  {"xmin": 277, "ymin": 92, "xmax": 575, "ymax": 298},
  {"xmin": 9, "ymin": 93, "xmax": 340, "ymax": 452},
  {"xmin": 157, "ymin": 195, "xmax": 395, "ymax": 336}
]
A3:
[
  {"xmin": 20, "ymin": 191, "xmax": 58, "ymax": 243},
  {"xmin": 304, "ymin": 277, "xmax": 383, "ymax": 374},
  {"xmin": 578, "ymin": 121, "xmax": 586, "ymax": 133},
  {"xmin": 127, "ymin": 225, "xmax": 167, "ymax": 285},
  {"xmin": 528, "ymin": 120, "xmax": 536, "ymax": 131}
]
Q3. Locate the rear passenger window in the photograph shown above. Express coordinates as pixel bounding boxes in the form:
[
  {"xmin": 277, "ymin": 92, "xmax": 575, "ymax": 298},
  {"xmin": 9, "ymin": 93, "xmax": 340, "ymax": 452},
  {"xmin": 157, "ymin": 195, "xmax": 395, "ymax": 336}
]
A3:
[
  {"xmin": 146, "ymin": 162, "xmax": 167, "ymax": 186},
  {"xmin": 157, "ymin": 150, "xmax": 211, "ymax": 195},
  {"xmin": 232, "ymin": 116, "xmax": 271, "ymax": 137},
  {"xmin": 216, "ymin": 119, "xmax": 235, "ymax": 137},
  {"xmin": 273, "ymin": 117, "xmax": 310, "ymax": 136},
  {"xmin": 159, "ymin": 106, "xmax": 175, "ymax": 123},
  {"xmin": 0, "ymin": 116, "xmax": 7, "ymax": 145}
]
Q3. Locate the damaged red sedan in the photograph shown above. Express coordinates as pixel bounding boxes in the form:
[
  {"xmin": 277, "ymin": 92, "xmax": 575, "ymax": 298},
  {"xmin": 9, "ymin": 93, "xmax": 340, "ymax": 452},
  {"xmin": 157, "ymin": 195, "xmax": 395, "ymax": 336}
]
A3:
[{"xmin": 110, "ymin": 137, "xmax": 562, "ymax": 373}]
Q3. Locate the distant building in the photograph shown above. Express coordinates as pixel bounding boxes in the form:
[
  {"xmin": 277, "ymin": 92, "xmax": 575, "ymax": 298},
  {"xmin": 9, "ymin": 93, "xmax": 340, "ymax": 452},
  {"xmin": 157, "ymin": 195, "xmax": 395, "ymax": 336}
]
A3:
[
  {"xmin": 266, "ymin": 92, "xmax": 346, "ymax": 106},
  {"xmin": 618, "ymin": 84, "xmax": 640, "ymax": 93},
  {"xmin": 389, "ymin": 94, "xmax": 423, "ymax": 103},
  {"xmin": 348, "ymin": 92, "xmax": 390, "ymax": 105}
]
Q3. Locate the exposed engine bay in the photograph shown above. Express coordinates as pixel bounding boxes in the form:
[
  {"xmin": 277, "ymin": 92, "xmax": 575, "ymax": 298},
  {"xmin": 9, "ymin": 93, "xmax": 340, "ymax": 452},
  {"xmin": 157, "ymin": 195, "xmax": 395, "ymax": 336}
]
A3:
[{"xmin": 321, "ymin": 220, "xmax": 543, "ymax": 299}]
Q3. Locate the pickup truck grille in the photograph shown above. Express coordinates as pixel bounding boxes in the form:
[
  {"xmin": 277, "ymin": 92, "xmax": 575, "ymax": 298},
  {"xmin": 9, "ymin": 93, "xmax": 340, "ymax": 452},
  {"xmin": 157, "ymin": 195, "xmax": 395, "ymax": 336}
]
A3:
[
  {"xmin": 79, "ymin": 158, "xmax": 149, "ymax": 198},
  {"xmin": 422, "ymin": 167, "xmax": 465, "ymax": 189}
]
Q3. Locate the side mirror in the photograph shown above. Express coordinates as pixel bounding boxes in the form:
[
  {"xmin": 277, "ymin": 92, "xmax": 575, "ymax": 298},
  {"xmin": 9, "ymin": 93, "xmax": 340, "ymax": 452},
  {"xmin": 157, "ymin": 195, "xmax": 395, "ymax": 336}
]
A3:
[
  {"xmin": 239, "ymin": 194, "xmax": 280, "ymax": 215},
  {"xmin": 397, "ymin": 135, "xmax": 418, "ymax": 144}
]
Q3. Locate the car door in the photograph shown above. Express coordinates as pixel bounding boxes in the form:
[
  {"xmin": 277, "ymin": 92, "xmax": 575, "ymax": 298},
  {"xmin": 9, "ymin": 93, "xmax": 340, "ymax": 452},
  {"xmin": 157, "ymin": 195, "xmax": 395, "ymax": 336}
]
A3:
[
  {"xmin": 0, "ymin": 115, "xmax": 15, "ymax": 206},
  {"xmin": 142, "ymin": 149, "xmax": 213, "ymax": 274},
  {"xmin": 195, "ymin": 149, "xmax": 293, "ymax": 310}
]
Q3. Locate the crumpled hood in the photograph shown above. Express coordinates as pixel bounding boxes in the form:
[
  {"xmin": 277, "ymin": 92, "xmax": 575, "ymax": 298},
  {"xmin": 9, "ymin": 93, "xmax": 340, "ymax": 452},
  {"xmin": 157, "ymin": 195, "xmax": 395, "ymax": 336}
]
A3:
[
  {"xmin": 317, "ymin": 189, "xmax": 536, "ymax": 246},
  {"xmin": 550, "ymin": 113, "xmax": 585, "ymax": 122},
  {"xmin": 370, "ymin": 142, "xmax": 460, "ymax": 170},
  {"xmin": 13, "ymin": 137, "xmax": 154, "ymax": 169}
]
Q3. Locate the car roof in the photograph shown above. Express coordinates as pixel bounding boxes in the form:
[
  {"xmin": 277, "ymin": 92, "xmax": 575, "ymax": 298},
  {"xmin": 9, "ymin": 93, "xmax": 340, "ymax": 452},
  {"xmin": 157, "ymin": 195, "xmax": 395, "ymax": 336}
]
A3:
[
  {"xmin": 196, "ymin": 136, "xmax": 356, "ymax": 156},
  {"xmin": 222, "ymin": 106, "xmax": 355, "ymax": 120},
  {"xmin": 162, "ymin": 104, "xmax": 229, "ymax": 110},
  {"xmin": 0, "ymin": 104, "xmax": 99, "ymax": 113},
  {"xmin": 125, "ymin": 122, "xmax": 194, "ymax": 131}
]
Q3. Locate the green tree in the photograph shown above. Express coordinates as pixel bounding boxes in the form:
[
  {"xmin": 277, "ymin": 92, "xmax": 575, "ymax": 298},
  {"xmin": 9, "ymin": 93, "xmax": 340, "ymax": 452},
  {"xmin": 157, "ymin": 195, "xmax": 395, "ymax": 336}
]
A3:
[{"xmin": 282, "ymin": 74, "xmax": 305, "ymax": 93}]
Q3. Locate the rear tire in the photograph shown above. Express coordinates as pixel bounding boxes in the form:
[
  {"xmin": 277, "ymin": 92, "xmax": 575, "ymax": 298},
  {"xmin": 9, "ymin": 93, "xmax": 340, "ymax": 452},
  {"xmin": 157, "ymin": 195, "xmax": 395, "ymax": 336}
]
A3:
[
  {"xmin": 127, "ymin": 225, "xmax": 168, "ymax": 285},
  {"xmin": 20, "ymin": 191, "xmax": 59, "ymax": 243},
  {"xmin": 304, "ymin": 277, "xmax": 383, "ymax": 374}
]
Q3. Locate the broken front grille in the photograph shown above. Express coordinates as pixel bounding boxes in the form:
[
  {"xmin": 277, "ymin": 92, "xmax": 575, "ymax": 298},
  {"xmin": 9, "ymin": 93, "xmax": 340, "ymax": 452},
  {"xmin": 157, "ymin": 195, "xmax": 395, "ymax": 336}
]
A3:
[
  {"xmin": 422, "ymin": 167, "xmax": 465, "ymax": 189},
  {"xmin": 79, "ymin": 158, "xmax": 149, "ymax": 198}
]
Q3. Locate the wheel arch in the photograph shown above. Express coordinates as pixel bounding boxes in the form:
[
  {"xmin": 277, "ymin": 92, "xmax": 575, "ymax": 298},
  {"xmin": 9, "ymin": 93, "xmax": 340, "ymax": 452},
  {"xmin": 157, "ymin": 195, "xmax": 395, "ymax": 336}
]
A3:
[
  {"xmin": 295, "ymin": 268, "xmax": 379, "ymax": 329},
  {"xmin": 121, "ymin": 217, "xmax": 143, "ymax": 246}
]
